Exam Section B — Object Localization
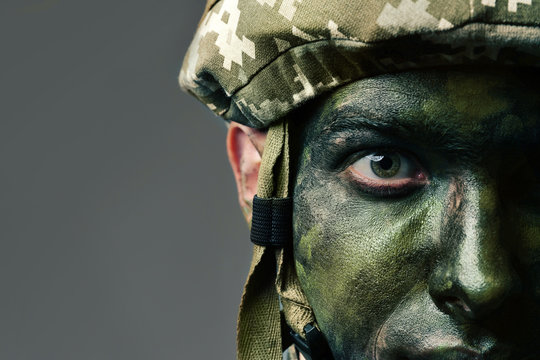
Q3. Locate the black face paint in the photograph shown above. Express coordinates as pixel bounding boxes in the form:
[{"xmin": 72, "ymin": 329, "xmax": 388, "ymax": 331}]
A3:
[{"xmin": 291, "ymin": 69, "xmax": 540, "ymax": 360}]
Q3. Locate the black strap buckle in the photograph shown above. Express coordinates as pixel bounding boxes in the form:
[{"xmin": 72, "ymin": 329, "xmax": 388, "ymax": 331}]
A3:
[
  {"xmin": 250, "ymin": 195, "xmax": 293, "ymax": 248},
  {"xmin": 283, "ymin": 320, "xmax": 333, "ymax": 360}
]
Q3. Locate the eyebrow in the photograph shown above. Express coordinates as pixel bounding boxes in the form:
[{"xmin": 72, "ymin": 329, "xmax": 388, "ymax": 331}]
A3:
[
  {"xmin": 320, "ymin": 113, "xmax": 484, "ymax": 159},
  {"xmin": 322, "ymin": 115, "xmax": 404, "ymax": 136}
]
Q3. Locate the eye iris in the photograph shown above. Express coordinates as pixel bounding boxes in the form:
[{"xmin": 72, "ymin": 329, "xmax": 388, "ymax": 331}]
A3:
[{"xmin": 370, "ymin": 153, "xmax": 401, "ymax": 178}]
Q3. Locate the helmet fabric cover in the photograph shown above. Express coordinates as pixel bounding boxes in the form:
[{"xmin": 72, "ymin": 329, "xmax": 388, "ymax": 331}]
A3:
[{"xmin": 180, "ymin": 0, "xmax": 539, "ymax": 129}]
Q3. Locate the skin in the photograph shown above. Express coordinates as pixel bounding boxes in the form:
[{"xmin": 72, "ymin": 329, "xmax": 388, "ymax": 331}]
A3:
[
  {"xmin": 291, "ymin": 69, "xmax": 540, "ymax": 359},
  {"xmin": 227, "ymin": 68, "xmax": 540, "ymax": 359}
]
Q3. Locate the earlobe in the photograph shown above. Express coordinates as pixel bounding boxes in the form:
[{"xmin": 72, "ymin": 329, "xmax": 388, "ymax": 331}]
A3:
[{"xmin": 226, "ymin": 122, "xmax": 266, "ymax": 224}]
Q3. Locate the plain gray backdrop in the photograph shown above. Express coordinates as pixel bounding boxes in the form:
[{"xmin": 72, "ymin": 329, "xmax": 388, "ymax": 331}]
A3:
[{"xmin": 1, "ymin": 1, "xmax": 252, "ymax": 358}]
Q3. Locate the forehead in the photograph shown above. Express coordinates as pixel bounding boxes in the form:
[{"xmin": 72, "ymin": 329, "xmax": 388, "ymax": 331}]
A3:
[{"xmin": 301, "ymin": 69, "xmax": 539, "ymax": 151}]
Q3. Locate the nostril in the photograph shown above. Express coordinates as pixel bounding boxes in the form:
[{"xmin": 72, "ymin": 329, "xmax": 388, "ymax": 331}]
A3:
[{"xmin": 444, "ymin": 296, "xmax": 472, "ymax": 314}]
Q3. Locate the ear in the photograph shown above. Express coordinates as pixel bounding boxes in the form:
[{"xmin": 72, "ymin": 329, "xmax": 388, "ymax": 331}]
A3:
[{"xmin": 226, "ymin": 122, "xmax": 266, "ymax": 224}]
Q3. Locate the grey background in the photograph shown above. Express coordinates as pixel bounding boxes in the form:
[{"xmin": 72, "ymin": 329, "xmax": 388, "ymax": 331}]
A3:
[{"xmin": 1, "ymin": 1, "xmax": 251, "ymax": 359}]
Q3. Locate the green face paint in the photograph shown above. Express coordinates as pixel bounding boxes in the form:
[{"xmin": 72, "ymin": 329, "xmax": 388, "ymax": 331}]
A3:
[{"xmin": 292, "ymin": 69, "xmax": 540, "ymax": 359}]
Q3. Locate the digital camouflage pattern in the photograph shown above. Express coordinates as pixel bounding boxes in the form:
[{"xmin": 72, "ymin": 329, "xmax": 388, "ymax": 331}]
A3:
[{"xmin": 180, "ymin": 0, "xmax": 539, "ymax": 128}]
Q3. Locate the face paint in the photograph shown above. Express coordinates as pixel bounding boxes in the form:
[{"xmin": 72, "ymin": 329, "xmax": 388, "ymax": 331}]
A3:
[{"xmin": 292, "ymin": 69, "xmax": 540, "ymax": 359}]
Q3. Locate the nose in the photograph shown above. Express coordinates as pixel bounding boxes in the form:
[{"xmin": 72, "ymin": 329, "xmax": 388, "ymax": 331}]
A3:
[{"xmin": 429, "ymin": 175, "xmax": 521, "ymax": 321}]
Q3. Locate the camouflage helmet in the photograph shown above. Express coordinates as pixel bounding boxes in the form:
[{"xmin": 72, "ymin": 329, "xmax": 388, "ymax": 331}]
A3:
[
  {"xmin": 179, "ymin": 1, "xmax": 540, "ymax": 359},
  {"xmin": 181, "ymin": 0, "xmax": 539, "ymax": 129}
]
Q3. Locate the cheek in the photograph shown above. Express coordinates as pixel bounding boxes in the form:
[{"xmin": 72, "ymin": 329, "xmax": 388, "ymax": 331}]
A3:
[
  {"xmin": 508, "ymin": 212, "xmax": 540, "ymax": 299},
  {"xmin": 293, "ymin": 175, "xmax": 443, "ymax": 356}
]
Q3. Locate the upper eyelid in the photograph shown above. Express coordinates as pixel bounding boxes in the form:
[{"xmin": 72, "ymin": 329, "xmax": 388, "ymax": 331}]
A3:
[
  {"xmin": 341, "ymin": 148, "xmax": 416, "ymax": 169},
  {"xmin": 324, "ymin": 129, "xmax": 415, "ymax": 158}
]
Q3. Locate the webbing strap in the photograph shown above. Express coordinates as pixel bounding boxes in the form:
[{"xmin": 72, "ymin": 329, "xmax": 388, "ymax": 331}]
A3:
[
  {"xmin": 237, "ymin": 121, "xmax": 289, "ymax": 360},
  {"xmin": 237, "ymin": 121, "xmax": 320, "ymax": 360},
  {"xmin": 250, "ymin": 196, "xmax": 293, "ymax": 248}
]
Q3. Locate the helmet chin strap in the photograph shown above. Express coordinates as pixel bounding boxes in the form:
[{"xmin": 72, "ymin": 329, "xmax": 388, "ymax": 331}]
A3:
[
  {"xmin": 237, "ymin": 121, "xmax": 333, "ymax": 360},
  {"xmin": 284, "ymin": 322, "xmax": 333, "ymax": 360}
]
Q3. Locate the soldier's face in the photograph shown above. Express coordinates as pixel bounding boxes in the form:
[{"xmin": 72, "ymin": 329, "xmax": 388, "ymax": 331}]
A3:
[{"xmin": 292, "ymin": 70, "xmax": 540, "ymax": 359}]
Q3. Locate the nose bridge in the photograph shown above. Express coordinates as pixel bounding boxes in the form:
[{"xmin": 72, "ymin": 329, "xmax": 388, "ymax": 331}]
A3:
[
  {"xmin": 455, "ymin": 176, "xmax": 502, "ymax": 295},
  {"xmin": 431, "ymin": 173, "xmax": 519, "ymax": 319}
]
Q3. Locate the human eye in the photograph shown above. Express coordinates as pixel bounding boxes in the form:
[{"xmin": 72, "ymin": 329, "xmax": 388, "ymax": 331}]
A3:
[{"xmin": 345, "ymin": 150, "xmax": 428, "ymax": 197}]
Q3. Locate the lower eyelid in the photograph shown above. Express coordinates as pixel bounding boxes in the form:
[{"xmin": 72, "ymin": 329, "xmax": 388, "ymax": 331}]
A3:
[
  {"xmin": 347, "ymin": 171, "xmax": 417, "ymax": 187},
  {"xmin": 343, "ymin": 167, "xmax": 429, "ymax": 196}
]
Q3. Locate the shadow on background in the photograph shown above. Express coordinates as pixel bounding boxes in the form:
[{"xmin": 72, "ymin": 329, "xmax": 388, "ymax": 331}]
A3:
[{"xmin": 0, "ymin": 1, "xmax": 251, "ymax": 358}]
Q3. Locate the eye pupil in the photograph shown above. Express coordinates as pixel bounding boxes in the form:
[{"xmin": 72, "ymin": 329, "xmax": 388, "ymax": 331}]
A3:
[
  {"xmin": 379, "ymin": 157, "xmax": 393, "ymax": 171},
  {"xmin": 370, "ymin": 153, "xmax": 401, "ymax": 178}
]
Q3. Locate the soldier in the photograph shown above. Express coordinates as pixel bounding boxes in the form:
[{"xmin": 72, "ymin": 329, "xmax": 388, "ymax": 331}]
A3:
[{"xmin": 180, "ymin": 0, "xmax": 540, "ymax": 359}]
